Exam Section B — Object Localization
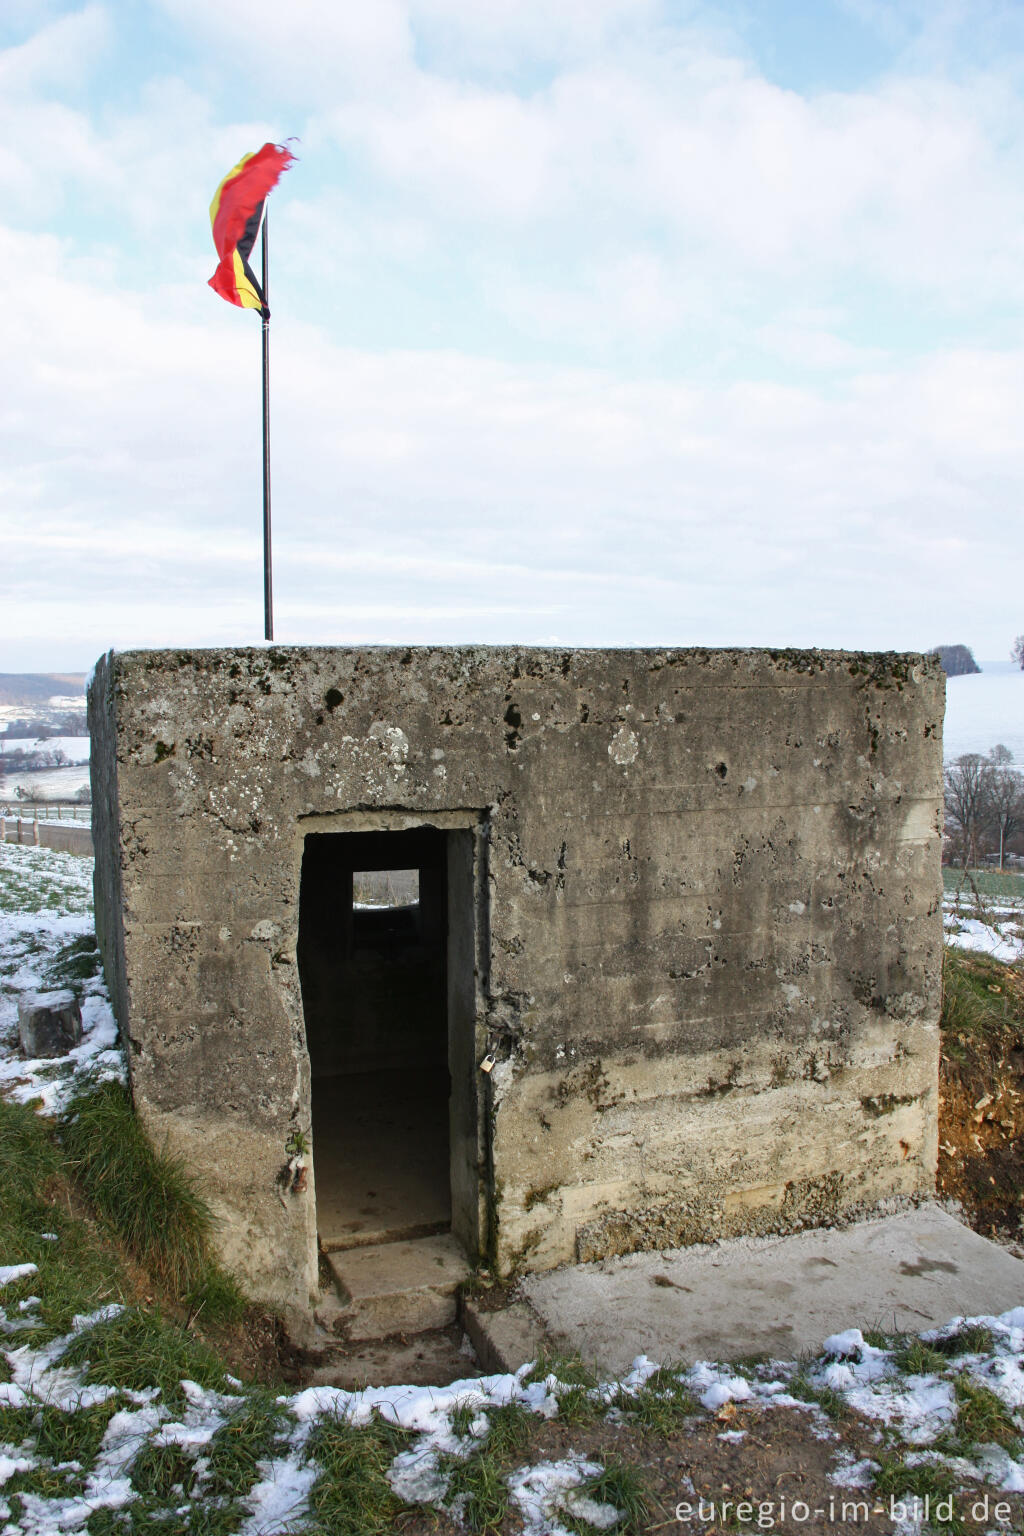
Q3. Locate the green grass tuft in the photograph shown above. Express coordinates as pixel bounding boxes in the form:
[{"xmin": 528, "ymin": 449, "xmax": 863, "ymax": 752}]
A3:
[
  {"xmin": 0, "ymin": 1097, "xmax": 123, "ymax": 1334},
  {"xmin": 872, "ymin": 1454, "xmax": 963, "ymax": 1531},
  {"xmin": 441, "ymin": 1447, "xmax": 509, "ymax": 1532},
  {"xmin": 204, "ymin": 1390, "xmax": 295, "ymax": 1501},
  {"xmin": 941, "ymin": 948, "xmax": 1014, "ymax": 1044},
  {"xmin": 61, "ymin": 1305, "xmax": 228, "ymax": 1398},
  {"xmin": 788, "ymin": 1373, "xmax": 847, "ymax": 1421},
  {"xmin": 553, "ymin": 1380, "xmax": 602, "ymax": 1425},
  {"xmin": 60, "ymin": 1080, "xmax": 213, "ymax": 1294},
  {"xmin": 953, "ymin": 1376, "xmax": 1022, "ymax": 1450},
  {"xmin": 566, "ymin": 1458, "xmax": 651, "ymax": 1534},
  {"xmin": 304, "ymin": 1412, "xmax": 412, "ymax": 1536},
  {"xmin": 481, "ymin": 1400, "xmax": 535, "ymax": 1458},
  {"xmin": 184, "ymin": 1263, "xmax": 248, "ymax": 1328},
  {"xmin": 449, "ymin": 1399, "xmax": 477, "ymax": 1438},
  {"xmin": 892, "ymin": 1338, "xmax": 948, "ymax": 1376},
  {"xmin": 612, "ymin": 1365, "xmax": 697, "ymax": 1433},
  {"xmin": 129, "ymin": 1439, "xmax": 202, "ymax": 1501},
  {"xmin": 42, "ymin": 934, "xmax": 102, "ymax": 996},
  {"xmin": 933, "ymin": 1324, "xmax": 995, "ymax": 1358},
  {"xmin": 523, "ymin": 1350, "xmax": 598, "ymax": 1389}
]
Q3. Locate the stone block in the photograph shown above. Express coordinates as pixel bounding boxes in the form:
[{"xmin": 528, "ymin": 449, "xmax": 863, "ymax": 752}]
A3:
[
  {"xmin": 462, "ymin": 1298, "xmax": 550, "ymax": 1374},
  {"xmin": 326, "ymin": 1233, "xmax": 469, "ymax": 1340},
  {"xmin": 18, "ymin": 990, "xmax": 83, "ymax": 1058}
]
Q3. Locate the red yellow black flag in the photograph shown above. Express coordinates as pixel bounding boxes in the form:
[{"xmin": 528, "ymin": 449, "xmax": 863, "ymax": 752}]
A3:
[{"xmin": 208, "ymin": 143, "xmax": 294, "ymax": 315}]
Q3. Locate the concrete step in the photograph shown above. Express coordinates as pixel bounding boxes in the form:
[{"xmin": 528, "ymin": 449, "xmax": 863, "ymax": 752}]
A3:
[
  {"xmin": 321, "ymin": 1217, "xmax": 451, "ymax": 1254},
  {"xmin": 325, "ymin": 1233, "xmax": 470, "ymax": 1340}
]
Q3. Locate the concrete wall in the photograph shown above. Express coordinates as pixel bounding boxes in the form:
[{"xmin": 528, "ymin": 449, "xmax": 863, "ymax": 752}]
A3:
[
  {"xmin": 0, "ymin": 818, "xmax": 93, "ymax": 856},
  {"xmin": 89, "ymin": 646, "xmax": 944, "ymax": 1317}
]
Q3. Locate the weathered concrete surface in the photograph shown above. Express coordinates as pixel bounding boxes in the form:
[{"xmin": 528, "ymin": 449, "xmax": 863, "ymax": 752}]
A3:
[
  {"xmin": 463, "ymin": 1298, "xmax": 551, "ymax": 1375},
  {"xmin": 522, "ymin": 1207, "xmax": 1024, "ymax": 1372},
  {"xmin": 18, "ymin": 989, "xmax": 83, "ymax": 1057},
  {"xmin": 326, "ymin": 1233, "xmax": 470, "ymax": 1339},
  {"xmin": 89, "ymin": 646, "xmax": 944, "ymax": 1318}
]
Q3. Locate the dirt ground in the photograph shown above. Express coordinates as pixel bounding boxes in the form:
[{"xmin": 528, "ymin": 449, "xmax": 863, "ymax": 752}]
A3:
[
  {"xmin": 387, "ymin": 1396, "xmax": 1024, "ymax": 1534},
  {"xmin": 937, "ymin": 951, "xmax": 1024, "ymax": 1249}
]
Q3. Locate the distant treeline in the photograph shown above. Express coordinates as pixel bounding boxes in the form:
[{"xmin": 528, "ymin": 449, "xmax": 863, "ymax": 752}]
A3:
[
  {"xmin": 932, "ymin": 644, "xmax": 981, "ymax": 676},
  {"xmin": 1, "ymin": 712, "xmax": 88, "ymax": 741},
  {"xmin": 0, "ymin": 744, "xmax": 89, "ymax": 774}
]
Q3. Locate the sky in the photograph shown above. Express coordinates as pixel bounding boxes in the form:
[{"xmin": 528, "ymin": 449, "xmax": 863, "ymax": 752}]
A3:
[{"xmin": 2, "ymin": 0, "xmax": 1024, "ymax": 671}]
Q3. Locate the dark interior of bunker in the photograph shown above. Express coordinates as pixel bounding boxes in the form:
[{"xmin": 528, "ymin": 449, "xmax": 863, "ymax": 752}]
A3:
[{"xmin": 297, "ymin": 828, "xmax": 452, "ymax": 1252}]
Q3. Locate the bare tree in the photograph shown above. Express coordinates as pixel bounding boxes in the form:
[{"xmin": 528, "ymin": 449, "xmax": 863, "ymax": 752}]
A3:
[
  {"xmin": 1013, "ymin": 635, "xmax": 1024, "ymax": 670},
  {"xmin": 985, "ymin": 744, "xmax": 1024, "ymax": 870},
  {"xmin": 944, "ymin": 753, "xmax": 989, "ymax": 868}
]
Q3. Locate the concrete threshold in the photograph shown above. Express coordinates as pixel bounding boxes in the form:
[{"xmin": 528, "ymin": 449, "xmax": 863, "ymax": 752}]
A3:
[
  {"xmin": 324, "ymin": 1232, "xmax": 469, "ymax": 1341},
  {"xmin": 503, "ymin": 1207, "xmax": 1024, "ymax": 1376}
]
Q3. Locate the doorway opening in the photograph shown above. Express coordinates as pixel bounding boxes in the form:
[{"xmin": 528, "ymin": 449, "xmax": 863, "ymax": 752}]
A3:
[{"xmin": 297, "ymin": 825, "xmax": 478, "ymax": 1255}]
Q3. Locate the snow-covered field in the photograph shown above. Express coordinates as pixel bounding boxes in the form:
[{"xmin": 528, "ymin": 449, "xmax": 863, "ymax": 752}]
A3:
[
  {"xmin": 2, "ymin": 737, "xmax": 91, "ymax": 763},
  {"xmin": 944, "ymin": 874, "xmax": 1024, "ymax": 966},
  {"xmin": 0, "ymin": 844, "xmax": 120, "ymax": 1113},
  {"xmin": 0, "ymin": 765, "xmax": 91, "ymax": 802},
  {"xmin": 944, "ymin": 663, "xmax": 1024, "ymax": 766},
  {"xmin": 3, "ymin": 841, "xmax": 1024, "ymax": 1532}
]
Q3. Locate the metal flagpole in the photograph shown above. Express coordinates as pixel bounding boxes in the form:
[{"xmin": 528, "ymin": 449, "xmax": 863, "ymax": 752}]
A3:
[{"xmin": 261, "ymin": 207, "xmax": 273, "ymax": 642}]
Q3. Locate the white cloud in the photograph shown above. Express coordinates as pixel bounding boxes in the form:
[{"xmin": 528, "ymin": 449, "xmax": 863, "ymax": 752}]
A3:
[
  {"xmin": 2, "ymin": 1, "xmax": 1024, "ymax": 668},
  {"xmin": 152, "ymin": 0, "xmax": 414, "ymax": 99},
  {"xmin": 2, "ymin": 213, "xmax": 1023, "ymax": 667}
]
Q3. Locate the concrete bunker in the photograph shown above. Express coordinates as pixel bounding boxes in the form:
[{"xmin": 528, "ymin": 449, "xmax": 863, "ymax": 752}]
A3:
[{"xmin": 88, "ymin": 645, "xmax": 945, "ymax": 1324}]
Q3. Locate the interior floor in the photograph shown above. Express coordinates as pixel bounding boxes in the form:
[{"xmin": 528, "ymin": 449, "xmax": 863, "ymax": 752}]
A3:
[{"xmin": 313, "ymin": 1067, "xmax": 451, "ymax": 1252}]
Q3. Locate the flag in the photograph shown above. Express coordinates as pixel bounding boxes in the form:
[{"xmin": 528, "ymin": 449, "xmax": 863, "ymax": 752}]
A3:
[{"xmin": 208, "ymin": 143, "xmax": 294, "ymax": 315}]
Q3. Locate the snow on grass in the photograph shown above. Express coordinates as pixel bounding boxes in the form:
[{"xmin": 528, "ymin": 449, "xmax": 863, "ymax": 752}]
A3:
[
  {"xmin": 0, "ymin": 842, "xmax": 122, "ymax": 1114},
  {"xmin": 943, "ymin": 877, "xmax": 1024, "ymax": 965},
  {"xmin": 944, "ymin": 911, "xmax": 1024, "ymax": 964},
  {"xmin": 508, "ymin": 1453, "xmax": 610, "ymax": 1534},
  {"xmin": 4, "ymin": 1269, "xmax": 1024, "ymax": 1532}
]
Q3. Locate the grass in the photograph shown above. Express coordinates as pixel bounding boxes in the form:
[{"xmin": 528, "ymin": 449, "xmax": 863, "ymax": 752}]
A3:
[
  {"xmin": 204, "ymin": 1390, "xmax": 296, "ymax": 1500},
  {"xmin": 58, "ymin": 1078, "xmax": 244, "ymax": 1325},
  {"xmin": 1, "ymin": 1399, "xmax": 120, "ymax": 1470},
  {"xmin": 553, "ymin": 1380, "xmax": 603, "ymax": 1425},
  {"xmin": 566, "ymin": 1458, "xmax": 651, "ymax": 1534},
  {"xmin": 612, "ymin": 1366, "xmax": 698, "ymax": 1433},
  {"xmin": 933, "ymin": 1324, "xmax": 995, "ymax": 1358},
  {"xmin": 952, "ymin": 1377, "xmax": 1021, "ymax": 1451},
  {"xmin": 892, "ymin": 1337, "xmax": 949, "ymax": 1376},
  {"xmin": 42, "ymin": 933, "xmax": 103, "ymax": 996},
  {"xmin": 304, "ymin": 1413, "xmax": 412, "ymax": 1536},
  {"xmin": 436, "ymin": 1402, "xmax": 538, "ymax": 1532},
  {"xmin": 873, "ymin": 1454, "xmax": 963, "ymax": 1531},
  {"xmin": 0, "ymin": 1095, "xmax": 123, "ymax": 1334},
  {"xmin": 482, "ymin": 1400, "xmax": 536, "ymax": 1458},
  {"xmin": 440, "ymin": 1446, "xmax": 510, "ymax": 1532},
  {"xmin": 787, "ymin": 1372, "xmax": 848, "ymax": 1421},
  {"xmin": 943, "ymin": 867, "xmax": 1024, "ymax": 900},
  {"xmin": 523, "ymin": 1350, "xmax": 598, "ymax": 1388},
  {"xmin": 59, "ymin": 1079, "xmax": 213, "ymax": 1292},
  {"xmin": 0, "ymin": 1086, "xmax": 239, "ymax": 1412},
  {"xmin": 61, "ymin": 1302, "xmax": 228, "ymax": 1398},
  {"xmin": 940, "ymin": 947, "xmax": 1016, "ymax": 1045}
]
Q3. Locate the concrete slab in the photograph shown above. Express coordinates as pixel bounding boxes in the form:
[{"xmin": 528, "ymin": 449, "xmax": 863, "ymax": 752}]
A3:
[
  {"xmin": 327, "ymin": 1232, "xmax": 469, "ymax": 1340},
  {"xmin": 304, "ymin": 1324, "xmax": 483, "ymax": 1390},
  {"xmin": 313, "ymin": 1069, "xmax": 450, "ymax": 1251},
  {"xmin": 463, "ymin": 1298, "xmax": 550, "ymax": 1375},
  {"xmin": 522, "ymin": 1207, "xmax": 1024, "ymax": 1374}
]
